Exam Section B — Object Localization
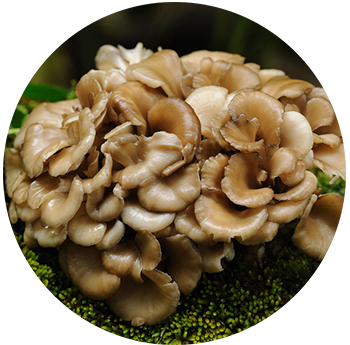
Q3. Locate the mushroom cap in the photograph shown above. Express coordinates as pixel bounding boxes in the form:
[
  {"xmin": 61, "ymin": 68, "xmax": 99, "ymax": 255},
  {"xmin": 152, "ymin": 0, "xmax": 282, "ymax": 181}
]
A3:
[
  {"xmin": 303, "ymin": 96, "xmax": 335, "ymax": 131},
  {"xmin": 221, "ymin": 153, "xmax": 274, "ymax": 208},
  {"xmin": 125, "ymin": 49, "xmax": 184, "ymax": 98},
  {"xmin": 197, "ymin": 241, "xmax": 235, "ymax": 273},
  {"xmin": 31, "ymin": 219, "xmax": 68, "ymax": 248},
  {"xmin": 292, "ymin": 193, "xmax": 344, "ymax": 260},
  {"xmin": 4, "ymin": 148, "xmax": 27, "ymax": 197},
  {"xmin": 236, "ymin": 220, "xmax": 279, "ymax": 246},
  {"xmin": 107, "ymin": 269, "xmax": 180, "ymax": 326},
  {"xmin": 121, "ymin": 196, "xmax": 175, "ymax": 232},
  {"xmin": 137, "ymin": 163, "xmax": 201, "ymax": 213},
  {"xmin": 160, "ymin": 234, "xmax": 202, "ymax": 295},
  {"xmin": 59, "ymin": 240, "xmax": 121, "ymax": 300},
  {"xmin": 95, "ymin": 219, "xmax": 125, "ymax": 251},
  {"xmin": 67, "ymin": 203, "xmax": 107, "ymax": 247}
]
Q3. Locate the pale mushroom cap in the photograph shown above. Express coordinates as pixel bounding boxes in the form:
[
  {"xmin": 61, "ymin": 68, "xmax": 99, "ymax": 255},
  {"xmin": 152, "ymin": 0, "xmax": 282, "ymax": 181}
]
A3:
[
  {"xmin": 95, "ymin": 219, "xmax": 125, "ymax": 251},
  {"xmin": 60, "ymin": 240, "xmax": 121, "ymax": 300},
  {"xmin": 31, "ymin": 219, "xmax": 68, "ymax": 248},
  {"xmin": 137, "ymin": 163, "xmax": 201, "ymax": 213},
  {"xmin": 160, "ymin": 234, "xmax": 202, "ymax": 295},
  {"xmin": 121, "ymin": 197, "xmax": 175, "ymax": 232},
  {"xmin": 107, "ymin": 269, "xmax": 180, "ymax": 326},
  {"xmin": 236, "ymin": 220, "xmax": 279, "ymax": 246}
]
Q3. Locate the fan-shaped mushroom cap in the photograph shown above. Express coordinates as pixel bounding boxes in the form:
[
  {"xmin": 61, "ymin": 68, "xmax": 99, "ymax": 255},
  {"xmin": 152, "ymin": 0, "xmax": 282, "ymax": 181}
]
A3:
[
  {"xmin": 14, "ymin": 99, "xmax": 80, "ymax": 150},
  {"xmin": 40, "ymin": 175, "xmax": 84, "ymax": 228},
  {"xmin": 280, "ymin": 111, "xmax": 314, "ymax": 158},
  {"xmin": 125, "ymin": 49, "xmax": 184, "ymax": 98},
  {"xmin": 109, "ymin": 81, "xmax": 165, "ymax": 135},
  {"xmin": 95, "ymin": 219, "xmax": 125, "ymax": 251},
  {"xmin": 48, "ymin": 108, "xmax": 96, "ymax": 177},
  {"xmin": 160, "ymin": 234, "xmax": 202, "ymax": 295},
  {"xmin": 303, "ymin": 96, "xmax": 335, "ymax": 131},
  {"xmin": 236, "ymin": 220, "xmax": 279, "ymax": 246},
  {"xmin": 121, "ymin": 197, "xmax": 175, "ymax": 232},
  {"xmin": 31, "ymin": 219, "xmax": 67, "ymax": 248},
  {"xmin": 59, "ymin": 240, "xmax": 121, "ymax": 300},
  {"xmin": 95, "ymin": 42, "xmax": 154, "ymax": 71},
  {"xmin": 4, "ymin": 148, "xmax": 27, "ymax": 197},
  {"xmin": 174, "ymin": 204, "xmax": 216, "ymax": 246},
  {"xmin": 194, "ymin": 192, "xmax": 269, "ymax": 242},
  {"xmin": 137, "ymin": 163, "xmax": 201, "ymax": 213},
  {"xmin": 185, "ymin": 86, "xmax": 235, "ymax": 139},
  {"xmin": 292, "ymin": 193, "xmax": 344, "ymax": 260},
  {"xmin": 227, "ymin": 90, "xmax": 284, "ymax": 155},
  {"xmin": 197, "ymin": 241, "xmax": 234, "ymax": 273},
  {"xmin": 258, "ymin": 69, "xmax": 285, "ymax": 85},
  {"xmin": 107, "ymin": 269, "xmax": 180, "ymax": 326},
  {"xmin": 14, "ymin": 201, "xmax": 40, "ymax": 223},
  {"xmin": 109, "ymin": 131, "xmax": 184, "ymax": 189},
  {"xmin": 67, "ymin": 203, "xmax": 106, "ymax": 246},
  {"xmin": 147, "ymin": 97, "xmax": 201, "ymax": 155},
  {"xmin": 274, "ymin": 171, "xmax": 318, "ymax": 202},
  {"xmin": 221, "ymin": 153, "xmax": 274, "ymax": 208},
  {"xmin": 180, "ymin": 50, "xmax": 245, "ymax": 74},
  {"xmin": 267, "ymin": 197, "xmax": 311, "ymax": 224}
]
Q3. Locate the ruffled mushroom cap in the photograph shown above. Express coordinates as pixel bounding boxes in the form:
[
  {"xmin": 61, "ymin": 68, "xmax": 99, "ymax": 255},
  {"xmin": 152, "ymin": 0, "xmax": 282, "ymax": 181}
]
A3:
[
  {"xmin": 109, "ymin": 131, "xmax": 185, "ymax": 189},
  {"xmin": 106, "ymin": 269, "xmax": 180, "ymax": 326},
  {"xmin": 197, "ymin": 241, "xmax": 234, "ymax": 273},
  {"xmin": 59, "ymin": 240, "xmax": 121, "ymax": 300},
  {"xmin": 174, "ymin": 204, "xmax": 216, "ymax": 246},
  {"xmin": 185, "ymin": 86, "xmax": 235, "ymax": 139},
  {"xmin": 160, "ymin": 234, "xmax": 202, "ymax": 295},
  {"xmin": 14, "ymin": 99, "xmax": 80, "ymax": 150},
  {"xmin": 67, "ymin": 203, "xmax": 106, "ymax": 246},
  {"xmin": 258, "ymin": 69, "xmax": 285, "ymax": 85},
  {"xmin": 125, "ymin": 49, "xmax": 184, "ymax": 98},
  {"xmin": 4, "ymin": 148, "xmax": 27, "ymax": 197},
  {"xmin": 137, "ymin": 163, "xmax": 201, "ymax": 213},
  {"xmin": 227, "ymin": 90, "xmax": 284, "ymax": 156},
  {"xmin": 194, "ymin": 192, "xmax": 269, "ymax": 242},
  {"xmin": 292, "ymin": 193, "xmax": 344, "ymax": 260},
  {"xmin": 180, "ymin": 50, "xmax": 245, "ymax": 75},
  {"xmin": 95, "ymin": 219, "xmax": 125, "ymax": 251},
  {"xmin": 109, "ymin": 81, "xmax": 165, "ymax": 135},
  {"xmin": 31, "ymin": 219, "xmax": 67, "ymax": 248},
  {"xmin": 221, "ymin": 153, "xmax": 274, "ymax": 208},
  {"xmin": 121, "ymin": 196, "xmax": 175, "ymax": 232},
  {"xmin": 236, "ymin": 220, "xmax": 279, "ymax": 246},
  {"xmin": 95, "ymin": 42, "xmax": 154, "ymax": 71},
  {"xmin": 303, "ymin": 96, "xmax": 335, "ymax": 131}
]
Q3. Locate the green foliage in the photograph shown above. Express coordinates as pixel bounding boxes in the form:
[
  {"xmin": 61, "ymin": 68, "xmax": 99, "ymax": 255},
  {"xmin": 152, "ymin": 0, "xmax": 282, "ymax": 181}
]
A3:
[{"xmin": 314, "ymin": 168, "xmax": 346, "ymax": 196}]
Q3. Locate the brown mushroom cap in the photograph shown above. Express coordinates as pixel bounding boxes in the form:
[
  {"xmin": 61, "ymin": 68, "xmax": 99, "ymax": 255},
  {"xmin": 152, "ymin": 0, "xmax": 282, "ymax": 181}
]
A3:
[
  {"xmin": 59, "ymin": 240, "xmax": 121, "ymax": 300},
  {"xmin": 95, "ymin": 219, "xmax": 125, "ymax": 251},
  {"xmin": 4, "ymin": 148, "xmax": 27, "ymax": 197},
  {"xmin": 160, "ymin": 234, "xmax": 202, "ymax": 295},
  {"xmin": 236, "ymin": 220, "xmax": 279, "ymax": 246},
  {"xmin": 292, "ymin": 193, "xmax": 344, "ymax": 260},
  {"xmin": 107, "ymin": 269, "xmax": 180, "ymax": 326}
]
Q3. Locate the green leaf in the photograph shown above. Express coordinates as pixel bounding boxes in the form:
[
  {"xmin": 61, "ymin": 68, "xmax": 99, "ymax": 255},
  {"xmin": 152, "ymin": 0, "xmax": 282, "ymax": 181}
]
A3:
[
  {"xmin": 22, "ymin": 83, "xmax": 70, "ymax": 102},
  {"xmin": 10, "ymin": 108, "xmax": 27, "ymax": 129}
]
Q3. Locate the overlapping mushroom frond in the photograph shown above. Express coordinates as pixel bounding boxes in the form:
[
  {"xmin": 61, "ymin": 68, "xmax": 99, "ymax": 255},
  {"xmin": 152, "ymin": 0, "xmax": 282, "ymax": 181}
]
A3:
[{"xmin": 5, "ymin": 42, "xmax": 345, "ymax": 326}]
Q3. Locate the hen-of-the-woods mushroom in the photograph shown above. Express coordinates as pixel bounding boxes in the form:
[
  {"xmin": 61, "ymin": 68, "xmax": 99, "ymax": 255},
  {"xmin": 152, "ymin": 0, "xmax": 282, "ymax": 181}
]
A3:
[{"xmin": 5, "ymin": 42, "xmax": 345, "ymax": 327}]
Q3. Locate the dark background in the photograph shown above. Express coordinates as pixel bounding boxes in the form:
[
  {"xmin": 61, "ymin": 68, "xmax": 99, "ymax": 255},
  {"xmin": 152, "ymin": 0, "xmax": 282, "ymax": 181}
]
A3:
[{"xmin": 3, "ymin": 2, "xmax": 346, "ymax": 87}]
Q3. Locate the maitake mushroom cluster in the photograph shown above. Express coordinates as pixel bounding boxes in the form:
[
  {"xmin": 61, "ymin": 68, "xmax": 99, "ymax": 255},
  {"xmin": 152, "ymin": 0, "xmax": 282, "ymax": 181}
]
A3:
[{"xmin": 5, "ymin": 42, "xmax": 345, "ymax": 326}]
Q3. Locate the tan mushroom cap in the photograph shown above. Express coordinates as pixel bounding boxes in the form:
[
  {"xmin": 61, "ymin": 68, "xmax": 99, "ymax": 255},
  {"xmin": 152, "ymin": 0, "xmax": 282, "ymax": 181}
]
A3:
[
  {"xmin": 48, "ymin": 108, "xmax": 96, "ymax": 177},
  {"xmin": 194, "ymin": 191, "xmax": 269, "ymax": 242},
  {"xmin": 274, "ymin": 170, "xmax": 318, "ymax": 202},
  {"xmin": 125, "ymin": 49, "xmax": 184, "ymax": 98},
  {"xmin": 147, "ymin": 97, "xmax": 201, "ymax": 154},
  {"xmin": 40, "ymin": 175, "xmax": 84, "ymax": 228},
  {"xmin": 160, "ymin": 234, "xmax": 202, "ymax": 295},
  {"xmin": 109, "ymin": 131, "xmax": 184, "ymax": 189},
  {"xmin": 121, "ymin": 197, "xmax": 175, "ymax": 232},
  {"xmin": 292, "ymin": 193, "xmax": 344, "ymax": 260},
  {"xmin": 59, "ymin": 240, "xmax": 121, "ymax": 300},
  {"xmin": 227, "ymin": 90, "xmax": 284, "ymax": 155},
  {"xmin": 107, "ymin": 269, "xmax": 180, "ymax": 326},
  {"xmin": 221, "ymin": 153, "xmax": 274, "ymax": 208},
  {"xmin": 236, "ymin": 220, "xmax": 279, "ymax": 246},
  {"xmin": 280, "ymin": 111, "xmax": 314, "ymax": 158},
  {"xmin": 14, "ymin": 201, "xmax": 41, "ymax": 224},
  {"xmin": 109, "ymin": 81, "xmax": 165, "ymax": 135},
  {"xmin": 197, "ymin": 241, "xmax": 234, "ymax": 273},
  {"xmin": 174, "ymin": 204, "xmax": 216, "ymax": 246},
  {"xmin": 303, "ymin": 96, "xmax": 335, "ymax": 131},
  {"xmin": 267, "ymin": 147, "xmax": 299, "ymax": 181},
  {"xmin": 4, "ymin": 148, "xmax": 27, "ymax": 197},
  {"xmin": 185, "ymin": 86, "xmax": 235, "ymax": 139},
  {"xmin": 137, "ymin": 163, "xmax": 201, "ymax": 213},
  {"xmin": 14, "ymin": 99, "xmax": 80, "ymax": 150},
  {"xmin": 95, "ymin": 219, "xmax": 125, "ymax": 251},
  {"xmin": 258, "ymin": 69, "xmax": 285, "ymax": 85},
  {"xmin": 31, "ymin": 219, "xmax": 67, "ymax": 248},
  {"xmin": 180, "ymin": 50, "xmax": 245, "ymax": 74},
  {"xmin": 67, "ymin": 203, "xmax": 106, "ymax": 246}
]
